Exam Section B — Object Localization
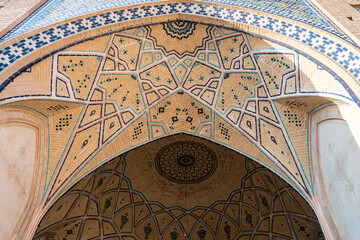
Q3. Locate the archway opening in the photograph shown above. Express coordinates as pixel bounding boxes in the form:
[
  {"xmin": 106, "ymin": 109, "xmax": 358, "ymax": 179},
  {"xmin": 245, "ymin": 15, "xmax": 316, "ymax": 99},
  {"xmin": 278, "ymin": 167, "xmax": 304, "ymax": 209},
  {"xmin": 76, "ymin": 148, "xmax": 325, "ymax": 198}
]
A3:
[{"xmin": 34, "ymin": 133, "xmax": 324, "ymax": 240}]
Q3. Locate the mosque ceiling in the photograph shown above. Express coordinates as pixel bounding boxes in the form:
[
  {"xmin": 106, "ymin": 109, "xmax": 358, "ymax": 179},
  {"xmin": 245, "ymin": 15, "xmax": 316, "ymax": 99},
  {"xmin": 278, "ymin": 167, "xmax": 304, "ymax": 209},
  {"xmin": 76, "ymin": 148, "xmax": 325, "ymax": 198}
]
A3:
[
  {"xmin": 34, "ymin": 134, "xmax": 324, "ymax": 240},
  {"xmin": 0, "ymin": 21, "xmax": 353, "ymax": 205},
  {"xmin": 0, "ymin": 0, "xmax": 359, "ymax": 238}
]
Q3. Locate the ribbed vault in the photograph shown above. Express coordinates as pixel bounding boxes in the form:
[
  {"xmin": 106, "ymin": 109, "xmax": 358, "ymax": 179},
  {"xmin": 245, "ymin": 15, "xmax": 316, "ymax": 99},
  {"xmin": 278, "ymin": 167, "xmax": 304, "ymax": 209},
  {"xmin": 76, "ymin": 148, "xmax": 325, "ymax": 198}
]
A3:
[{"xmin": 34, "ymin": 134, "xmax": 324, "ymax": 240}]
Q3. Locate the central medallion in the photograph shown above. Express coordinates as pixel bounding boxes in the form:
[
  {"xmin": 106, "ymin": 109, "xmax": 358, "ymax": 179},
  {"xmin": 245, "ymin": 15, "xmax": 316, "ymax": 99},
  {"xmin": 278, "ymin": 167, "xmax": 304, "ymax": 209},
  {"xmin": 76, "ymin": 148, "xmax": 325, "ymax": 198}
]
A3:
[
  {"xmin": 163, "ymin": 21, "xmax": 196, "ymax": 40},
  {"xmin": 177, "ymin": 155, "xmax": 195, "ymax": 167},
  {"xmin": 155, "ymin": 141, "xmax": 218, "ymax": 184}
]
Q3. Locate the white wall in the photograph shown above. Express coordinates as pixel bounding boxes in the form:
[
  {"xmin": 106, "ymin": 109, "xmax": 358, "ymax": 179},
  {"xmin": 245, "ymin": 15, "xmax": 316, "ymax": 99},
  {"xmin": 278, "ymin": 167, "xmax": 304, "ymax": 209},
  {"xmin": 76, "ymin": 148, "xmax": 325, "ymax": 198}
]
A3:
[
  {"xmin": 312, "ymin": 104, "xmax": 360, "ymax": 240},
  {"xmin": 0, "ymin": 123, "xmax": 37, "ymax": 239}
]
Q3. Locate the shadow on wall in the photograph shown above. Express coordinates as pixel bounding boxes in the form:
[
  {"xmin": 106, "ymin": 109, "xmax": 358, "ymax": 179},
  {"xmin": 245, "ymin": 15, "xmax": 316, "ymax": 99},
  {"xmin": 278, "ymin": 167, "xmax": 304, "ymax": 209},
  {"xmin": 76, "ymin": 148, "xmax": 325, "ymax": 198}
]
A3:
[{"xmin": 310, "ymin": 104, "xmax": 360, "ymax": 240}]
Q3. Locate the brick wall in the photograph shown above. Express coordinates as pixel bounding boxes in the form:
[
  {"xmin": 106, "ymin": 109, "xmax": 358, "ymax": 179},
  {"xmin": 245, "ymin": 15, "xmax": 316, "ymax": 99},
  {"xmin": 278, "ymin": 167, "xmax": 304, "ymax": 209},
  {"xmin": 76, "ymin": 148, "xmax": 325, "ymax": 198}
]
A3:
[{"xmin": 312, "ymin": 0, "xmax": 360, "ymax": 41}]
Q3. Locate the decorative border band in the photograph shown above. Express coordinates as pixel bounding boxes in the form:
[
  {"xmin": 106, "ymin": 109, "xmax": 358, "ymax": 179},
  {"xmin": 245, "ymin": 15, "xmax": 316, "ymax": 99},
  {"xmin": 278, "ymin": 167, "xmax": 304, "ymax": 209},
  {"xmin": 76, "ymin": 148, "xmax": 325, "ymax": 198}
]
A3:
[{"xmin": 0, "ymin": 2, "xmax": 360, "ymax": 92}]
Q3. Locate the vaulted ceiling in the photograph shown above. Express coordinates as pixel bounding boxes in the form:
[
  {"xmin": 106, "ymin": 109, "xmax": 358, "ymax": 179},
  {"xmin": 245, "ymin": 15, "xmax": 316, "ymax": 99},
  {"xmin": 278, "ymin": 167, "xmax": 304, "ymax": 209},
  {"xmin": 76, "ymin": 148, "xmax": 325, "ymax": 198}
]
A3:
[
  {"xmin": 1, "ymin": 1, "xmax": 360, "ymax": 237},
  {"xmin": 34, "ymin": 134, "xmax": 324, "ymax": 240},
  {"xmin": 1, "ymin": 21, "xmax": 353, "ymax": 203}
]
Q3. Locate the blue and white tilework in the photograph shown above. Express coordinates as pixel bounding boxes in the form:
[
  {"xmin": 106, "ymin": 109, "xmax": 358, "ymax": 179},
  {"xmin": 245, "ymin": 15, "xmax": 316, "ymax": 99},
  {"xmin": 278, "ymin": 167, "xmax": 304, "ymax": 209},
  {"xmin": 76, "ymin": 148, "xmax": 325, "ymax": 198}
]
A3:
[
  {"xmin": 203, "ymin": 0, "xmax": 353, "ymax": 43},
  {"xmin": 1, "ymin": 3, "xmax": 360, "ymax": 93},
  {"xmin": 0, "ymin": 0, "xmax": 353, "ymax": 44},
  {"xmin": 0, "ymin": 0, "xmax": 160, "ymax": 43}
]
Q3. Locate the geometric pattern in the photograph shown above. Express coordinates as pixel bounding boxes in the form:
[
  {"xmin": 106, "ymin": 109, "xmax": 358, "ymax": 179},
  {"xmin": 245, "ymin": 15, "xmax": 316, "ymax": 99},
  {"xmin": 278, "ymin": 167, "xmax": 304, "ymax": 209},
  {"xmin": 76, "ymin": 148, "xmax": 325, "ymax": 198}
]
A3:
[
  {"xmin": 34, "ymin": 136, "xmax": 325, "ymax": 240},
  {"xmin": 1, "ymin": 2, "xmax": 360, "ymax": 96},
  {"xmin": 0, "ymin": 0, "xmax": 351, "ymax": 45},
  {"xmin": 1, "ymin": 21, "xmax": 353, "ymax": 206},
  {"xmin": 154, "ymin": 141, "xmax": 218, "ymax": 184}
]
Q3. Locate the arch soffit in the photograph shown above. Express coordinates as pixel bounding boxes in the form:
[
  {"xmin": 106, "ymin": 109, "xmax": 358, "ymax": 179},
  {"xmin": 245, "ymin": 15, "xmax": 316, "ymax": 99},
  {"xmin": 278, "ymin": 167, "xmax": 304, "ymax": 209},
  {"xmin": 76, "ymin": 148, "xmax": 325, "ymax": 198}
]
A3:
[
  {"xmin": 33, "ymin": 134, "xmax": 326, "ymax": 240},
  {"xmin": 0, "ymin": 1, "xmax": 359, "ymax": 208},
  {"xmin": 0, "ymin": 0, "xmax": 359, "ymax": 100}
]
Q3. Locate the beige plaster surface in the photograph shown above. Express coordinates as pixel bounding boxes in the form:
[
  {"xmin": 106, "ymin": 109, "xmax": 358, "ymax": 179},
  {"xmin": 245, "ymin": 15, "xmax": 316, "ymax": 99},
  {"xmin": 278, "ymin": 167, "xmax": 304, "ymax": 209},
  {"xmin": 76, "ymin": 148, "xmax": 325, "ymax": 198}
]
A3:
[
  {"xmin": 0, "ymin": 122, "xmax": 37, "ymax": 240},
  {"xmin": 0, "ymin": 0, "xmax": 46, "ymax": 39},
  {"xmin": 318, "ymin": 119, "xmax": 360, "ymax": 240},
  {"xmin": 310, "ymin": 103, "xmax": 360, "ymax": 240}
]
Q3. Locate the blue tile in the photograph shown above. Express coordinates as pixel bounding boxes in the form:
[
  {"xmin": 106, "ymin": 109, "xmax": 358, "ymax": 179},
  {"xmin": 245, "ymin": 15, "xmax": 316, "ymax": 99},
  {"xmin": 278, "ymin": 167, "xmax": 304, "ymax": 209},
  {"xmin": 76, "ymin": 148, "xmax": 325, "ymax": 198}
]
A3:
[
  {"xmin": 0, "ymin": 0, "xmax": 352, "ymax": 44},
  {"xmin": 0, "ymin": 2, "xmax": 359, "ymax": 89}
]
